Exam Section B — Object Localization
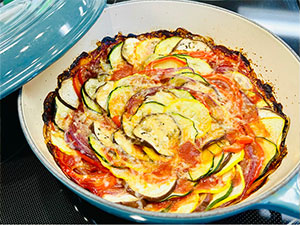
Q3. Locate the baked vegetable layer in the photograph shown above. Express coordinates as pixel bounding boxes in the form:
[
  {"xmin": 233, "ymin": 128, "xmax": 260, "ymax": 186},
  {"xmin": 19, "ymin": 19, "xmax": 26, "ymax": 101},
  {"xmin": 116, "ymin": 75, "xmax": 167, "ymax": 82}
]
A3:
[{"xmin": 43, "ymin": 28, "xmax": 289, "ymax": 213}]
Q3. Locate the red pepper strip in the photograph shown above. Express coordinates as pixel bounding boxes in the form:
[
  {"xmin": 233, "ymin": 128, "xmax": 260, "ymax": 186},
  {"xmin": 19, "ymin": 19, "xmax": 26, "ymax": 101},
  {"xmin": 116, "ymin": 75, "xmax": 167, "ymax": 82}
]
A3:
[
  {"xmin": 204, "ymin": 74, "xmax": 244, "ymax": 113},
  {"xmin": 112, "ymin": 116, "xmax": 121, "ymax": 128},
  {"xmin": 235, "ymin": 136, "xmax": 254, "ymax": 145},
  {"xmin": 223, "ymin": 142, "xmax": 244, "ymax": 153},
  {"xmin": 188, "ymin": 51, "xmax": 215, "ymax": 60},
  {"xmin": 145, "ymin": 56, "xmax": 187, "ymax": 70},
  {"xmin": 72, "ymin": 72, "xmax": 82, "ymax": 98}
]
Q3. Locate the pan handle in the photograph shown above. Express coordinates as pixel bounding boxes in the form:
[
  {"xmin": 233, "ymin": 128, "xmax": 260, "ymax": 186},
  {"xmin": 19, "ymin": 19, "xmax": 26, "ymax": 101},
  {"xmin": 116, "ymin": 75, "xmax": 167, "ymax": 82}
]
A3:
[{"xmin": 254, "ymin": 173, "xmax": 300, "ymax": 219}]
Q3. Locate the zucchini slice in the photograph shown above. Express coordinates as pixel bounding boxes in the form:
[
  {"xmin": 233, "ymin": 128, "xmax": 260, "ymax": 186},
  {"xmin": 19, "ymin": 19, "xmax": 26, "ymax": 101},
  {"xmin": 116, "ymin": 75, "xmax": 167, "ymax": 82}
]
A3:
[
  {"xmin": 195, "ymin": 168, "xmax": 234, "ymax": 194},
  {"xmin": 122, "ymin": 101, "xmax": 165, "ymax": 139},
  {"xmin": 95, "ymin": 81, "xmax": 115, "ymax": 110},
  {"xmin": 135, "ymin": 38, "xmax": 161, "ymax": 66},
  {"xmin": 93, "ymin": 121, "xmax": 116, "ymax": 148},
  {"xmin": 84, "ymin": 78, "xmax": 106, "ymax": 98},
  {"xmin": 110, "ymin": 167, "xmax": 177, "ymax": 201},
  {"xmin": 102, "ymin": 189, "xmax": 139, "ymax": 203},
  {"xmin": 255, "ymin": 137, "xmax": 278, "ymax": 179},
  {"xmin": 81, "ymin": 86, "xmax": 102, "ymax": 114},
  {"xmin": 208, "ymin": 151, "xmax": 225, "ymax": 176},
  {"xmin": 107, "ymin": 86, "xmax": 136, "ymax": 118},
  {"xmin": 50, "ymin": 131, "xmax": 77, "ymax": 155},
  {"xmin": 170, "ymin": 113, "xmax": 198, "ymax": 143},
  {"xmin": 145, "ymin": 90, "xmax": 177, "ymax": 105},
  {"xmin": 88, "ymin": 134, "xmax": 120, "ymax": 168},
  {"xmin": 258, "ymin": 107, "xmax": 283, "ymax": 119},
  {"xmin": 113, "ymin": 130, "xmax": 149, "ymax": 161},
  {"xmin": 251, "ymin": 110, "xmax": 286, "ymax": 148},
  {"xmin": 121, "ymin": 37, "xmax": 140, "ymax": 65},
  {"xmin": 176, "ymin": 55, "xmax": 213, "ymax": 75},
  {"xmin": 114, "ymin": 74, "xmax": 155, "ymax": 89},
  {"xmin": 231, "ymin": 71, "xmax": 253, "ymax": 90},
  {"xmin": 215, "ymin": 150, "xmax": 244, "ymax": 176},
  {"xmin": 133, "ymin": 114, "xmax": 181, "ymax": 156},
  {"xmin": 188, "ymin": 149, "xmax": 214, "ymax": 181},
  {"xmin": 173, "ymin": 38, "xmax": 211, "ymax": 52},
  {"xmin": 58, "ymin": 78, "xmax": 80, "ymax": 109},
  {"xmin": 54, "ymin": 96, "xmax": 73, "ymax": 131},
  {"xmin": 179, "ymin": 72, "xmax": 209, "ymax": 84},
  {"xmin": 154, "ymin": 36, "xmax": 183, "ymax": 56},
  {"xmin": 165, "ymin": 99, "xmax": 212, "ymax": 138},
  {"xmin": 168, "ymin": 192, "xmax": 200, "ymax": 213},
  {"xmin": 142, "ymin": 146, "xmax": 170, "ymax": 162},
  {"xmin": 206, "ymin": 165, "xmax": 245, "ymax": 210},
  {"xmin": 169, "ymin": 89, "xmax": 195, "ymax": 100},
  {"xmin": 108, "ymin": 42, "xmax": 126, "ymax": 70}
]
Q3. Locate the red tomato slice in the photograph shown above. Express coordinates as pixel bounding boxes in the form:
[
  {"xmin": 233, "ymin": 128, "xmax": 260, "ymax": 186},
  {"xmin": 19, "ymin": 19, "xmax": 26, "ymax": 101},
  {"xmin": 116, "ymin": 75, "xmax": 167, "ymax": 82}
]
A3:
[
  {"xmin": 145, "ymin": 56, "xmax": 187, "ymax": 70},
  {"xmin": 72, "ymin": 73, "xmax": 82, "ymax": 98}
]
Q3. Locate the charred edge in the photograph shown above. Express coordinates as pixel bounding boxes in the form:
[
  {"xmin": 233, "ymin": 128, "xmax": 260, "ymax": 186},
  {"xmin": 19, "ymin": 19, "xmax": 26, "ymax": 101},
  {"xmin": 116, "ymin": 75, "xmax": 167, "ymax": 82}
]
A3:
[
  {"xmin": 57, "ymin": 71, "xmax": 71, "ymax": 88},
  {"xmin": 256, "ymin": 79, "xmax": 285, "ymax": 116},
  {"xmin": 42, "ymin": 91, "xmax": 57, "ymax": 124},
  {"xmin": 69, "ymin": 51, "xmax": 89, "ymax": 71}
]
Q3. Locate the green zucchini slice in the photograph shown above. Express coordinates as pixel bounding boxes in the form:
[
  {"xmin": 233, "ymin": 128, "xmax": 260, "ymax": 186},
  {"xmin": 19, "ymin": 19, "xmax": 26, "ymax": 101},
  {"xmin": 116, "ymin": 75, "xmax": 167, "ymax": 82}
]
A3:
[
  {"xmin": 81, "ymin": 86, "xmax": 102, "ymax": 114},
  {"xmin": 145, "ymin": 90, "xmax": 177, "ymax": 105},
  {"xmin": 206, "ymin": 165, "xmax": 245, "ymax": 210},
  {"xmin": 121, "ymin": 37, "xmax": 140, "ymax": 65},
  {"xmin": 165, "ymin": 98, "xmax": 212, "ymax": 138},
  {"xmin": 102, "ymin": 190, "xmax": 138, "ymax": 203},
  {"xmin": 107, "ymin": 86, "xmax": 136, "ymax": 118},
  {"xmin": 93, "ymin": 121, "xmax": 115, "ymax": 148},
  {"xmin": 122, "ymin": 101, "xmax": 165, "ymax": 139},
  {"xmin": 255, "ymin": 137, "xmax": 278, "ymax": 180},
  {"xmin": 188, "ymin": 149, "xmax": 214, "ymax": 181},
  {"xmin": 133, "ymin": 113, "xmax": 181, "ymax": 156},
  {"xmin": 108, "ymin": 42, "xmax": 126, "ymax": 70},
  {"xmin": 168, "ymin": 192, "xmax": 200, "ymax": 213},
  {"xmin": 84, "ymin": 78, "xmax": 105, "ymax": 98},
  {"xmin": 88, "ymin": 134, "xmax": 118, "ymax": 168},
  {"xmin": 175, "ymin": 55, "xmax": 213, "ymax": 75},
  {"xmin": 110, "ymin": 167, "xmax": 177, "ymax": 201},
  {"xmin": 170, "ymin": 113, "xmax": 198, "ymax": 143},
  {"xmin": 114, "ymin": 74, "xmax": 155, "ymax": 89},
  {"xmin": 135, "ymin": 38, "xmax": 161, "ymax": 66},
  {"xmin": 54, "ymin": 96, "xmax": 73, "ymax": 131},
  {"xmin": 215, "ymin": 150, "xmax": 245, "ymax": 176},
  {"xmin": 169, "ymin": 89, "xmax": 195, "ymax": 100},
  {"xmin": 251, "ymin": 109, "xmax": 286, "ymax": 148},
  {"xmin": 154, "ymin": 36, "xmax": 183, "ymax": 56},
  {"xmin": 173, "ymin": 38, "xmax": 211, "ymax": 52},
  {"xmin": 95, "ymin": 81, "xmax": 115, "ymax": 110},
  {"xmin": 58, "ymin": 78, "xmax": 80, "ymax": 109},
  {"xmin": 113, "ymin": 130, "xmax": 149, "ymax": 161}
]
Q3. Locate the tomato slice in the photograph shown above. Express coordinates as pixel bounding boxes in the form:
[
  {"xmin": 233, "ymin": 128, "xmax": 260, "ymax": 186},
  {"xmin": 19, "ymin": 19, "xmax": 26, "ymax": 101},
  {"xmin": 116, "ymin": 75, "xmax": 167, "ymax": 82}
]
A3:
[
  {"xmin": 72, "ymin": 73, "xmax": 82, "ymax": 98},
  {"xmin": 112, "ymin": 116, "xmax": 121, "ymax": 127},
  {"xmin": 223, "ymin": 143, "xmax": 244, "ymax": 153},
  {"xmin": 145, "ymin": 56, "xmax": 187, "ymax": 70}
]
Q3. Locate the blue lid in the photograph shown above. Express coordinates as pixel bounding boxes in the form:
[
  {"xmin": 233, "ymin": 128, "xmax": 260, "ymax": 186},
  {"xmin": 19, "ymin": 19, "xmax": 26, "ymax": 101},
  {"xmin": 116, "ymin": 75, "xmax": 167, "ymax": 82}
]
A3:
[{"xmin": 0, "ymin": 0, "xmax": 106, "ymax": 99}]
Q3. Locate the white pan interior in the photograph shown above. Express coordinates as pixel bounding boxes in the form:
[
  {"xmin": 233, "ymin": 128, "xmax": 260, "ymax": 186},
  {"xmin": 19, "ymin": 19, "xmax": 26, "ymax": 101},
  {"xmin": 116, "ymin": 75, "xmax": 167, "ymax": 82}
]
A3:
[{"xmin": 20, "ymin": 0, "xmax": 300, "ymax": 213}]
